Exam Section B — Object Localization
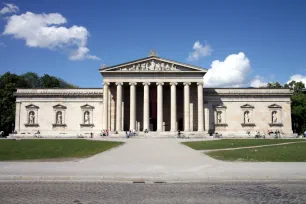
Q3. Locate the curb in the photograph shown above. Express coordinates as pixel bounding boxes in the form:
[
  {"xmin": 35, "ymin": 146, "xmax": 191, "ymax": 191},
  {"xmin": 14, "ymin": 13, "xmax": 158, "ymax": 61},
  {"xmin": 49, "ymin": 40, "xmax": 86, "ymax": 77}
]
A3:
[{"xmin": 1, "ymin": 175, "xmax": 306, "ymax": 183}]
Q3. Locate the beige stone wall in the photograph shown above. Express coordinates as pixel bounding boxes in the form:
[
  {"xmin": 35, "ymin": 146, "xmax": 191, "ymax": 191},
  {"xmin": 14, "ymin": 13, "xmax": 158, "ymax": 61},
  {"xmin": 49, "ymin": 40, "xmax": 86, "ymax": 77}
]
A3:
[
  {"xmin": 15, "ymin": 89, "xmax": 103, "ymax": 137},
  {"xmin": 204, "ymin": 88, "xmax": 293, "ymax": 135}
]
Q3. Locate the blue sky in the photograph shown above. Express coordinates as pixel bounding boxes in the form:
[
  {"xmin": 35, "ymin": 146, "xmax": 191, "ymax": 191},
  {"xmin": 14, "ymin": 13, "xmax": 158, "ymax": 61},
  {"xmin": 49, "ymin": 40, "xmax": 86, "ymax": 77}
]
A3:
[{"xmin": 0, "ymin": 0, "xmax": 305, "ymax": 87}]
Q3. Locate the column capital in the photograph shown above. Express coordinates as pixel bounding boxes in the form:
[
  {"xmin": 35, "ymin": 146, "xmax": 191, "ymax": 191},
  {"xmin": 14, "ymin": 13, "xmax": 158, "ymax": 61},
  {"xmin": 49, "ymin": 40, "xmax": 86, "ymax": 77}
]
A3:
[
  {"xmin": 197, "ymin": 82, "xmax": 204, "ymax": 86},
  {"xmin": 156, "ymin": 82, "xmax": 164, "ymax": 86},
  {"xmin": 143, "ymin": 82, "xmax": 151, "ymax": 86},
  {"xmin": 116, "ymin": 82, "xmax": 123, "ymax": 86},
  {"xmin": 129, "ymin": 82, "xmax": 137, "ymax": 86},
  {"xmin": 170, "ymin": 82, "xmax": 178, "ymax": 86},
  {"xmin": 183, "ymin": 82, "xmax": 191, "ymax": 86},
  {"xmin": 103, "ymin": 82, "xmax": 110, "ymax": 87}
]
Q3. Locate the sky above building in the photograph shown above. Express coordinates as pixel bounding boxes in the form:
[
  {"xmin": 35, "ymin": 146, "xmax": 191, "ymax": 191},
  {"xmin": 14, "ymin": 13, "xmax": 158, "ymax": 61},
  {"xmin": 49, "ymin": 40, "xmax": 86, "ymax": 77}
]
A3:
[{"xmin": 0, "ymin": 0, "xmax": 305, "ymax": 88}]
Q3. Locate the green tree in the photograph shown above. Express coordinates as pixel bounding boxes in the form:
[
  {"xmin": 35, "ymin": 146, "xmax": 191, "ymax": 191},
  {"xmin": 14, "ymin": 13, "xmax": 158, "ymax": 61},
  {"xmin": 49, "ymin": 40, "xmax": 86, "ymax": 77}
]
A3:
[
  {"xmin": 284, "ymin": 80, "xmax": 305, "ymax": 94},
  {"xmin": 266, "ymin": 82, "xmax": 283, "ymax": 88},
  {"xmin": 40, "ymin": 74, "xmax": 60, "ymax": 88},
  {"xmin": 22, "ymin": 72, "xmax": 42, "ymax": 88},
  {"xmin": 0, "ymin": 72, "xmax": 29, "ymax": 135}
]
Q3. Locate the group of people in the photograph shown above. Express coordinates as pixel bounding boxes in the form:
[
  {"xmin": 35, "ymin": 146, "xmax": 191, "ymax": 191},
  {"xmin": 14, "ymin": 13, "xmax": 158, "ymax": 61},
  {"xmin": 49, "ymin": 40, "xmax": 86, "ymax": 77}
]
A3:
[
  {"xmin": 101, "ymin": 129, "xmax": 109, "ymax": 136},
  {"xmin": 126, "ymin": 129, "xmax": 136, "ymax": 138}
]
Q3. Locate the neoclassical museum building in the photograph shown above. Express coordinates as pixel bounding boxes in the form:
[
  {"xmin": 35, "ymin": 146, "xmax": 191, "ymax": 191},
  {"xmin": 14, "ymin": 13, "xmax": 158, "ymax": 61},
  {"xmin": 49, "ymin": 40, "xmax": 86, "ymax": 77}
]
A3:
[{"xmin": 14, "ymin": 53, "xmax": 293, "ymax": 137}]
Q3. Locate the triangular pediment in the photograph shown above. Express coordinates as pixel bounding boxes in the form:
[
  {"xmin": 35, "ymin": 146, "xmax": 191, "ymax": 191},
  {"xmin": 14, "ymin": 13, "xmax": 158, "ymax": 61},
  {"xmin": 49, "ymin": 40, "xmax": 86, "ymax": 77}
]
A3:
[
  {"xmin": 268, "ymin": 104, "xmax": 282, "ymax": 109},
  {"xmin": 99, "ymin": 56, "xmax": 207, "ymax": 73},
  {"xmin": 53, "ymin": 104, "xmax": 67, "ymax": 109},
  {"xmin": 214, "ymin": 104, "xmax": 227, "ymax": 109},
  {"xmin": 80, "ymin": 104, "xmax": 95, "ymax": 109},
  {"xmin": 241, "ymin": 104, "xmax": 254, "ymax": 109},
  {"xmin": 25, "ymin": 104, "xmax": 39, "ymax": 109}
]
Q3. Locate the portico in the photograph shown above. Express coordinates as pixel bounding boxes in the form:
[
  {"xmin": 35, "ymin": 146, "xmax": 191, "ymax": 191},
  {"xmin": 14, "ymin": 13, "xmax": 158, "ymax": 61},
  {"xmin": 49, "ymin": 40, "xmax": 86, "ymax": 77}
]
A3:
[{"xmin": 100, "ymin": 54, "xmax": 207, "ymax": 133}]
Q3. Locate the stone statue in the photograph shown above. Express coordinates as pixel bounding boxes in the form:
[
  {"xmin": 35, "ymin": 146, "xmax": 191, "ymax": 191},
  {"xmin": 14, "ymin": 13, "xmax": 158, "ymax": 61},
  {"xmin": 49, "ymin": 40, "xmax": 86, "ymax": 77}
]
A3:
[
  {"xmin": 165, "ymin": 64, "xmax": 170, "ymax": 70},
  {"xmin": 84, "ymin": 112, "xmax": 90, "ymax": 124},
  {"xmin": 160, "ymin": 63, "xmax": 165, "ymax": 70},
  {"xmin": 56, "ymin": 111, "xmax": 62, "ymax": 124},
  {"xmin": 272, "ymin": 111, "xmax": 277, "ymax": 123},
  {"xmin": 141, "ymin": 63, "xmax": 146, "ymax": 70},
  {"xmin": 130, "ymin": 65, "xmax": 136, "ymax": 71},
  {"xmin": 149, "ymin": 60, "xmax": 155, "ymax": 70},
  {"xmin": 155, "ymin": 63, "xmax": 161, "ymax": 70},
  {"xmin": 244, "ymin": 111, "xmax": 250, "ymax": 123},
  {"xmin": 217, "ymin": 111, "xmax": 222, "ymax": 124},
  {"xmin": 29, "ymin": 112, "xmax": 35, "ymax": 124},
  {"xmin": 171, "ymin": 64, "xmax": 176, "ymax": 70}
]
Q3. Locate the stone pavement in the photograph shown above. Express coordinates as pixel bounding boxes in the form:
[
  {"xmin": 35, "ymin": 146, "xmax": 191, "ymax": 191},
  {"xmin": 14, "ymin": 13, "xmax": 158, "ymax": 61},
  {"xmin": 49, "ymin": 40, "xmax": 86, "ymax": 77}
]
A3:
[
  {"xmin": 1, "ymin": 138, "xmax": 306, "ymax": 182},
  {"xmin": 2, "ymin": 181, "xmax": 306, "ymax": 204}
]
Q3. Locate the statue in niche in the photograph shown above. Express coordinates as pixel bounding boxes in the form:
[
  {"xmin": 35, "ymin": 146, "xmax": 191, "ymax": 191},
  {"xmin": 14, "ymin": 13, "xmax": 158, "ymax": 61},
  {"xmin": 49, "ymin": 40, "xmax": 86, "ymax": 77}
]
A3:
[
  {"xmin": 29, "ymin": 111, "xmax": 35, "ymax": 124},
  {"xmin": 56, "ymin": 111, "xmax": 63, "ymax": 124},
  {"xmin": 84, "ymin": 111, "xmax": 90, "ymax": 124},
  {"xmin": 272, "ymin": 111, "xmax": 277, "ymax": 123},
  {"xmin": 244, "ymin": 111, "xmax": 250, "ymax": 124},
  {"xmin": 217, "ymin": 111, "xmax": 222, "ymax": 124},
  {"xmin": 149, "ymin": 60, "xmax": 155, "ymax": 70}
]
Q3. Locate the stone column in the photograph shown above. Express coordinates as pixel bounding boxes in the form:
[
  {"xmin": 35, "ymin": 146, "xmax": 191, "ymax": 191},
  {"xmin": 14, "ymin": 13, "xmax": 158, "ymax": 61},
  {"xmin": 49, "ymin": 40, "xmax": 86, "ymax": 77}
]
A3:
[
  {"xmin": 102, "ymin": 82, "xmax": 110, "ymax": 130},
  {"xmin": 116, "ymin": 82, "xmax": 123, "ymax": 131},
  {"xmin": 184, "ymin": 82, "xmax": 191, "ymax": 132},
  {"xmin": 157, "ymin": 82, "xmax": 164, "ymax": 132},
  {"xmin": 170, "ymin": 82, "xmax": 177, "ymax": 132},
  {"xmin": 143, "ymin": 82, "xmax": 150, "ymax": 131},
  {"xmin": 204, "ymin": 102, "xmax": 209, "ymax": 132},
  {"xmin": 197, "ymin": 82, "xmax": 204, "ymax": 132},
  {"xmin": 129, "ymin": 82, "xmax": 137, "ymax": 130},
  {"xmin": 15, "ymin": 102, "xmax": 21, "ymax": 132}
]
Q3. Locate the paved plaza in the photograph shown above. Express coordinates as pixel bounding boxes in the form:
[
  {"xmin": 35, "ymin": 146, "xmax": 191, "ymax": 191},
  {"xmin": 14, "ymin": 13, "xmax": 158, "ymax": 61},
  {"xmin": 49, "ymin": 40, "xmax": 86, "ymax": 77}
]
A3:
[{"xmin": 1, "ymin": 138, "xmax": 306, "ymax": 182}]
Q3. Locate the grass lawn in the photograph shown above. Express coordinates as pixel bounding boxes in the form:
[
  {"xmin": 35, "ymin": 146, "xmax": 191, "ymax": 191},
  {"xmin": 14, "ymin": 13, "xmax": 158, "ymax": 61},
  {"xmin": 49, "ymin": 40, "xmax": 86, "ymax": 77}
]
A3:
[
  {"xmin": 206, "ymin": 142, "xmax": 306, "ymax": 162},
  {"xmin": 0, "ymin": 139, "xmax": 123, "ymax": 161},
  {"xmin": 182, "ymin": 139, "xmax": 305, "ymax": 150}
]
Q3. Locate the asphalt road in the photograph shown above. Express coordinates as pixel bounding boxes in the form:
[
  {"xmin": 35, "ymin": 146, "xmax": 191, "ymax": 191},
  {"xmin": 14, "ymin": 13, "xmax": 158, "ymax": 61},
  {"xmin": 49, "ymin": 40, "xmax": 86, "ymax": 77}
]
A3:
[{"xmin": 0, "ymin": 181, "xmax": 305, "ymax": 204}]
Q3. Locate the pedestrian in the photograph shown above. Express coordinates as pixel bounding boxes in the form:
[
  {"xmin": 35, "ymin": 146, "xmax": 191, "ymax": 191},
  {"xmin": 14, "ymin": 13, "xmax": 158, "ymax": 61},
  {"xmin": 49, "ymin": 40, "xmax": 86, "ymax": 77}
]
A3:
[
  {"xmin": 304, "ymin": 130, "xmax": 306, "ymax": 137},
  {"xmin": 126, "ymin": 131, "xmax": 129, "ymax": 138},
  {"xmin": 106, "ymin": 129, "xmax": 109, "ymax": 136}
]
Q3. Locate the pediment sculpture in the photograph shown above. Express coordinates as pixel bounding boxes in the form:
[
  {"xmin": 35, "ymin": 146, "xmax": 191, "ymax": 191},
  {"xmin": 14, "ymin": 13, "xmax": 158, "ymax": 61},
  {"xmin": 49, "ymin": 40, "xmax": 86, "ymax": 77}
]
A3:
[{"xmin": 119, "ymin": 60, "xmax": 179, "ymax": 71}]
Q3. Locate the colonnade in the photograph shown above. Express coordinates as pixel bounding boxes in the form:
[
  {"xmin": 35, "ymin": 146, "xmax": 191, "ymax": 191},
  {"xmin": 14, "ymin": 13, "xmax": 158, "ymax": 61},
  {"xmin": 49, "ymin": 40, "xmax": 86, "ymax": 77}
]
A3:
[{"xmin": 102, "ymin": 82, "xmax": 204, "ymax": 132}]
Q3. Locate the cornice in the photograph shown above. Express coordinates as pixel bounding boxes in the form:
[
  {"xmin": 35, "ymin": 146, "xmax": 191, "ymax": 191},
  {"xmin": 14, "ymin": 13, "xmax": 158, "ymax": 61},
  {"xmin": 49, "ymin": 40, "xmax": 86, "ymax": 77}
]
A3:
[
  {"xmin": 15, "ymin": 89, "xmax": 103, "ymax": 97},
  {"xmin": 203, "ymin": 88, "xmax": 293, "ymax": 96}
]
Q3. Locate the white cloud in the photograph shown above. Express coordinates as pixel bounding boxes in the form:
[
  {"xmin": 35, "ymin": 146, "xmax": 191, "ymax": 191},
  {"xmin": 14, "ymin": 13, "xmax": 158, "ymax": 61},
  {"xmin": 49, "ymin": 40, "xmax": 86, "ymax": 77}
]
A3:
[
  {"xmin": 3, "ymin": 11, "xmax": 99, "ymax": 60},
  {"xmin": 187, "ymin": 41, "xmax": 212, "ymax": 61},
  {"xmin": 204, "ymin": 52, "xmax": 251, "ymax": 87},
  {"xmin": 287, "ymin": 74, "xmax": 306, "ymax": 85},
  {"xmin": 250, "ymin": 75, "xmax": 267, "ymax": 88},
  {"xmin": 0, "ymin": 3, "xmax": 19, "ymax": 15},
  {"xmin": 69, "ymin": 46, "xmax": 100, "ymax": 61}
]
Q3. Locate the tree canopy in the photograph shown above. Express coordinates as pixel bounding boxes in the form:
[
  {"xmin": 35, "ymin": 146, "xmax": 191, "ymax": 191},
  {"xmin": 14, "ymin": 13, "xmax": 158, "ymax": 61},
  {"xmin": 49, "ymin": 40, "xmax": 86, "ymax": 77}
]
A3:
[{"xmin": 0, "ymin": 72, "xmax": 77, "ymax": 135}]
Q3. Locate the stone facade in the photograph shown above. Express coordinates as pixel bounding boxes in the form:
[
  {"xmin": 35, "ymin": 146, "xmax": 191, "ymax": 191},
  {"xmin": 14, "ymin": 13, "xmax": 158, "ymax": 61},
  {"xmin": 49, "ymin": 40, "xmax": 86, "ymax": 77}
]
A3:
[{"xmin": 14, "ymin": 56, "xmax": 293, "ymax": 137}]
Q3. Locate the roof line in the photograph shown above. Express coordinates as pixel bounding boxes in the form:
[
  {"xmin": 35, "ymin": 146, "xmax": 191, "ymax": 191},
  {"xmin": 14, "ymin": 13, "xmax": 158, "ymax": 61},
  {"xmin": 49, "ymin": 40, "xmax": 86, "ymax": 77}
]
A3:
[{"xmin": 99, "ymin": 56, "xmax": 207, "ymax": 71}]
